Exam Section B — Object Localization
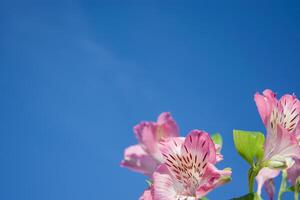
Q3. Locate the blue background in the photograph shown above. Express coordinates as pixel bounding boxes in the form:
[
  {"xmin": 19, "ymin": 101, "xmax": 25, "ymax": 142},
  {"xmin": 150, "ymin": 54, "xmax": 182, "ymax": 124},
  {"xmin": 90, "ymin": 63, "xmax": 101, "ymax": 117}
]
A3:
[{"xmin": 1, "ymin": 0, "xmax": 300, "ymax": 199}]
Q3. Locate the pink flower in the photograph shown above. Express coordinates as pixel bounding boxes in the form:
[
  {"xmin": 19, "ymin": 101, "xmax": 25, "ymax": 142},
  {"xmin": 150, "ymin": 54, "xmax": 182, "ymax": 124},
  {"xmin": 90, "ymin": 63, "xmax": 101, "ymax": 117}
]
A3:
[
  {"xmin": 121, "ymin": 112, "xmax": 180, "ymax": 176},
  {"xmin": 254, "ymin": 89, "xmax": 300, "ymax": 197},
  {"xmin": 151, "ymin": 130, "xmax": 231, "ymax": 199}
]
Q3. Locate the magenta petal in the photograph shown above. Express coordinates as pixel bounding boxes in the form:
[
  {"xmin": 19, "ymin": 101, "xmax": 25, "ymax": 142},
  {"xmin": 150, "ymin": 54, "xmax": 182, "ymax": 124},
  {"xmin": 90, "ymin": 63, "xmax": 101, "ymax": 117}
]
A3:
[
  {"xmin": 255, "ymin": 167, "xmax": 280, "ymax": 197},
  {"xmin": 287, "ymin": 158, "xmax": 300, "ymax": 185},
  {"xmin": 121, "ymin": 144, "xmax": 158, "ymax": 176}
]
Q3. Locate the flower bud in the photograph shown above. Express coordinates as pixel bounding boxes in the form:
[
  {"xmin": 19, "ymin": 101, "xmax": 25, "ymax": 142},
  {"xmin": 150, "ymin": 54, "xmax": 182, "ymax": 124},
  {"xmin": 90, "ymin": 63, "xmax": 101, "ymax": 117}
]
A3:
[{"xmin": 267, "ymin": 160, "xmax": 287, "ymax": 169}]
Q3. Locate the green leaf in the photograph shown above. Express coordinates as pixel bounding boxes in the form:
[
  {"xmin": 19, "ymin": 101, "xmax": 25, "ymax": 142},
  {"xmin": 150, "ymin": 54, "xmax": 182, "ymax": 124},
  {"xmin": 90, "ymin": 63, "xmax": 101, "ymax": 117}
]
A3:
[
  {"xmin": 211, "ymin": 133, "xmax": 223, "ymax": 148},
  {"xmin": 233, "ymin": 130, "xmax": 265, "ymax": 165},
  {"xmin": 231, "ymin": 193, "xmax": 261, "ymax": 200}
]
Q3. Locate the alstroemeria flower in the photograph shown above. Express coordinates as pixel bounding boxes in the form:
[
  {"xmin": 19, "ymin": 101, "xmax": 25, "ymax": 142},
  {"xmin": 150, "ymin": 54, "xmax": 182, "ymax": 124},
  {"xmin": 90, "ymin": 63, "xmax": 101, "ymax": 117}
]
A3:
[
  {"xmin": 121, "ymin": 112, "xmax": 179, "ymax": 176},
  {"xmin": 151, "ymin": 130, "xmax": 231, "ymax": 199},
  {"xmin": 254, "ymin": 89, "xmax": 300, "ymax": 197}
]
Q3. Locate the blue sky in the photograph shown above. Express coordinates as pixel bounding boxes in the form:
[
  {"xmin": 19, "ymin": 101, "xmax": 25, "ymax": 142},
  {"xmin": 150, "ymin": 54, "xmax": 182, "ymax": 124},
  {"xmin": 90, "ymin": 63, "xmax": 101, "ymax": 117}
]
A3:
[{"xmin": 1, "ymin": 1, "xmax": 300, "ymax": 199}]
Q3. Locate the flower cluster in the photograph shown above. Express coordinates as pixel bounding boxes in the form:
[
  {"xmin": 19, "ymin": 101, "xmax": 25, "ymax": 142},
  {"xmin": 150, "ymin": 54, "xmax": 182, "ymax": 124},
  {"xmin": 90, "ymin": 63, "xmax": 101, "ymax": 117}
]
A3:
[
  {"xmin": 121, "ymin": 113, "xmax": 231, "ymax": 199},
  {"xmin": 121, "ymin": 89, "xmax": 300, "ymax": 200}
]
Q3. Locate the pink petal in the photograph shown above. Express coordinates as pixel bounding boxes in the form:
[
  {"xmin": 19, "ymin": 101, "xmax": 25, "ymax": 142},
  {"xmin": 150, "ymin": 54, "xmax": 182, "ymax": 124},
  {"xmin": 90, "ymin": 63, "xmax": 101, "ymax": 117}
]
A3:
[
  {"xmin": 182, "ymin": 130, "xmax": 216, "ymax": 165},
  {"xmin": 152, "ymin": 164, "xmax": 181, "ymax": 200},
  {"xmin": 264, "ymin": 125, "xmax": 300, "ymax": 165},
  {"xmin": 159, "ymin": 137, "xmax": 185, "ymax": 160},
  {"xmin": 196, "ymin": 163, "xmax": 232, "ymax": 198},
  {"xmin": 254, "ymin": 89, "xmax": 277, "ymax": 126},
  {"xmin": 134, "ymin": 122, "xmax": 161, "ymax": 161},
  {"xmin": 159, "ymin": 137, "xmax": 186, "ymax": 181},
  {"xmin": 287, "ymin": 158, "xmax": 300, "ymax": 185},
  {"xmin": 263, "ymin": 89, "xmax": 277, "ymax": 100},
  {"xmin": 157, "ymin": 112, "xmax": 180, "ymax": 138},
  {"xmin": 134, "ymin": 112, "xmax": 179, "ymax": 161},
  {"xmin": 255, "ymin": 167, "xmax": 280, "ymax": 197},
  {"xmin": 139, "ymin": 189, "xmax": 153, "ymax": 200},
  {"xmin": 279, "ymin": 94, "xmax": 300, "ymax": 134},
  {"xmin": 121, "ymin": 144, "xmax": 158, "ymax": 176}
]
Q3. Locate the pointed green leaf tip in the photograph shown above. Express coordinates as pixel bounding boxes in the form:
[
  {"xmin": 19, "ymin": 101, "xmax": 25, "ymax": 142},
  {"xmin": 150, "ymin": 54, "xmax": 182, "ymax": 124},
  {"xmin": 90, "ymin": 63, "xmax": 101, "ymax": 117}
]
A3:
[
  {"xmin": 233, "ymin": 130, "xmax": 265, "ymax": 165},
  {"xmin": 211, "ymin": 133, "xmax": 223, "ymax": 149},
  {"xmin": 231, "ymin": 193, "xmax": 261, "ymax": 200}
]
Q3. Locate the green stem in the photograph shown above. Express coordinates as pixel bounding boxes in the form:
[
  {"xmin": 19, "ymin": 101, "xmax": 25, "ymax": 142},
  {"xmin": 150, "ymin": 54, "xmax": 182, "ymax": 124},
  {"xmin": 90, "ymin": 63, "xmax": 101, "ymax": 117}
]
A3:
[
  {"xmin": 278, "ymin": 170, "xmax": 287, "ymax": 200},
  {"xmin": 248, "ymin": 166, "xmax": 260, "ymax": 193},
  {"xmin": 248, "ymin": 169, "xmax": 255, "ymax": 193}
]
